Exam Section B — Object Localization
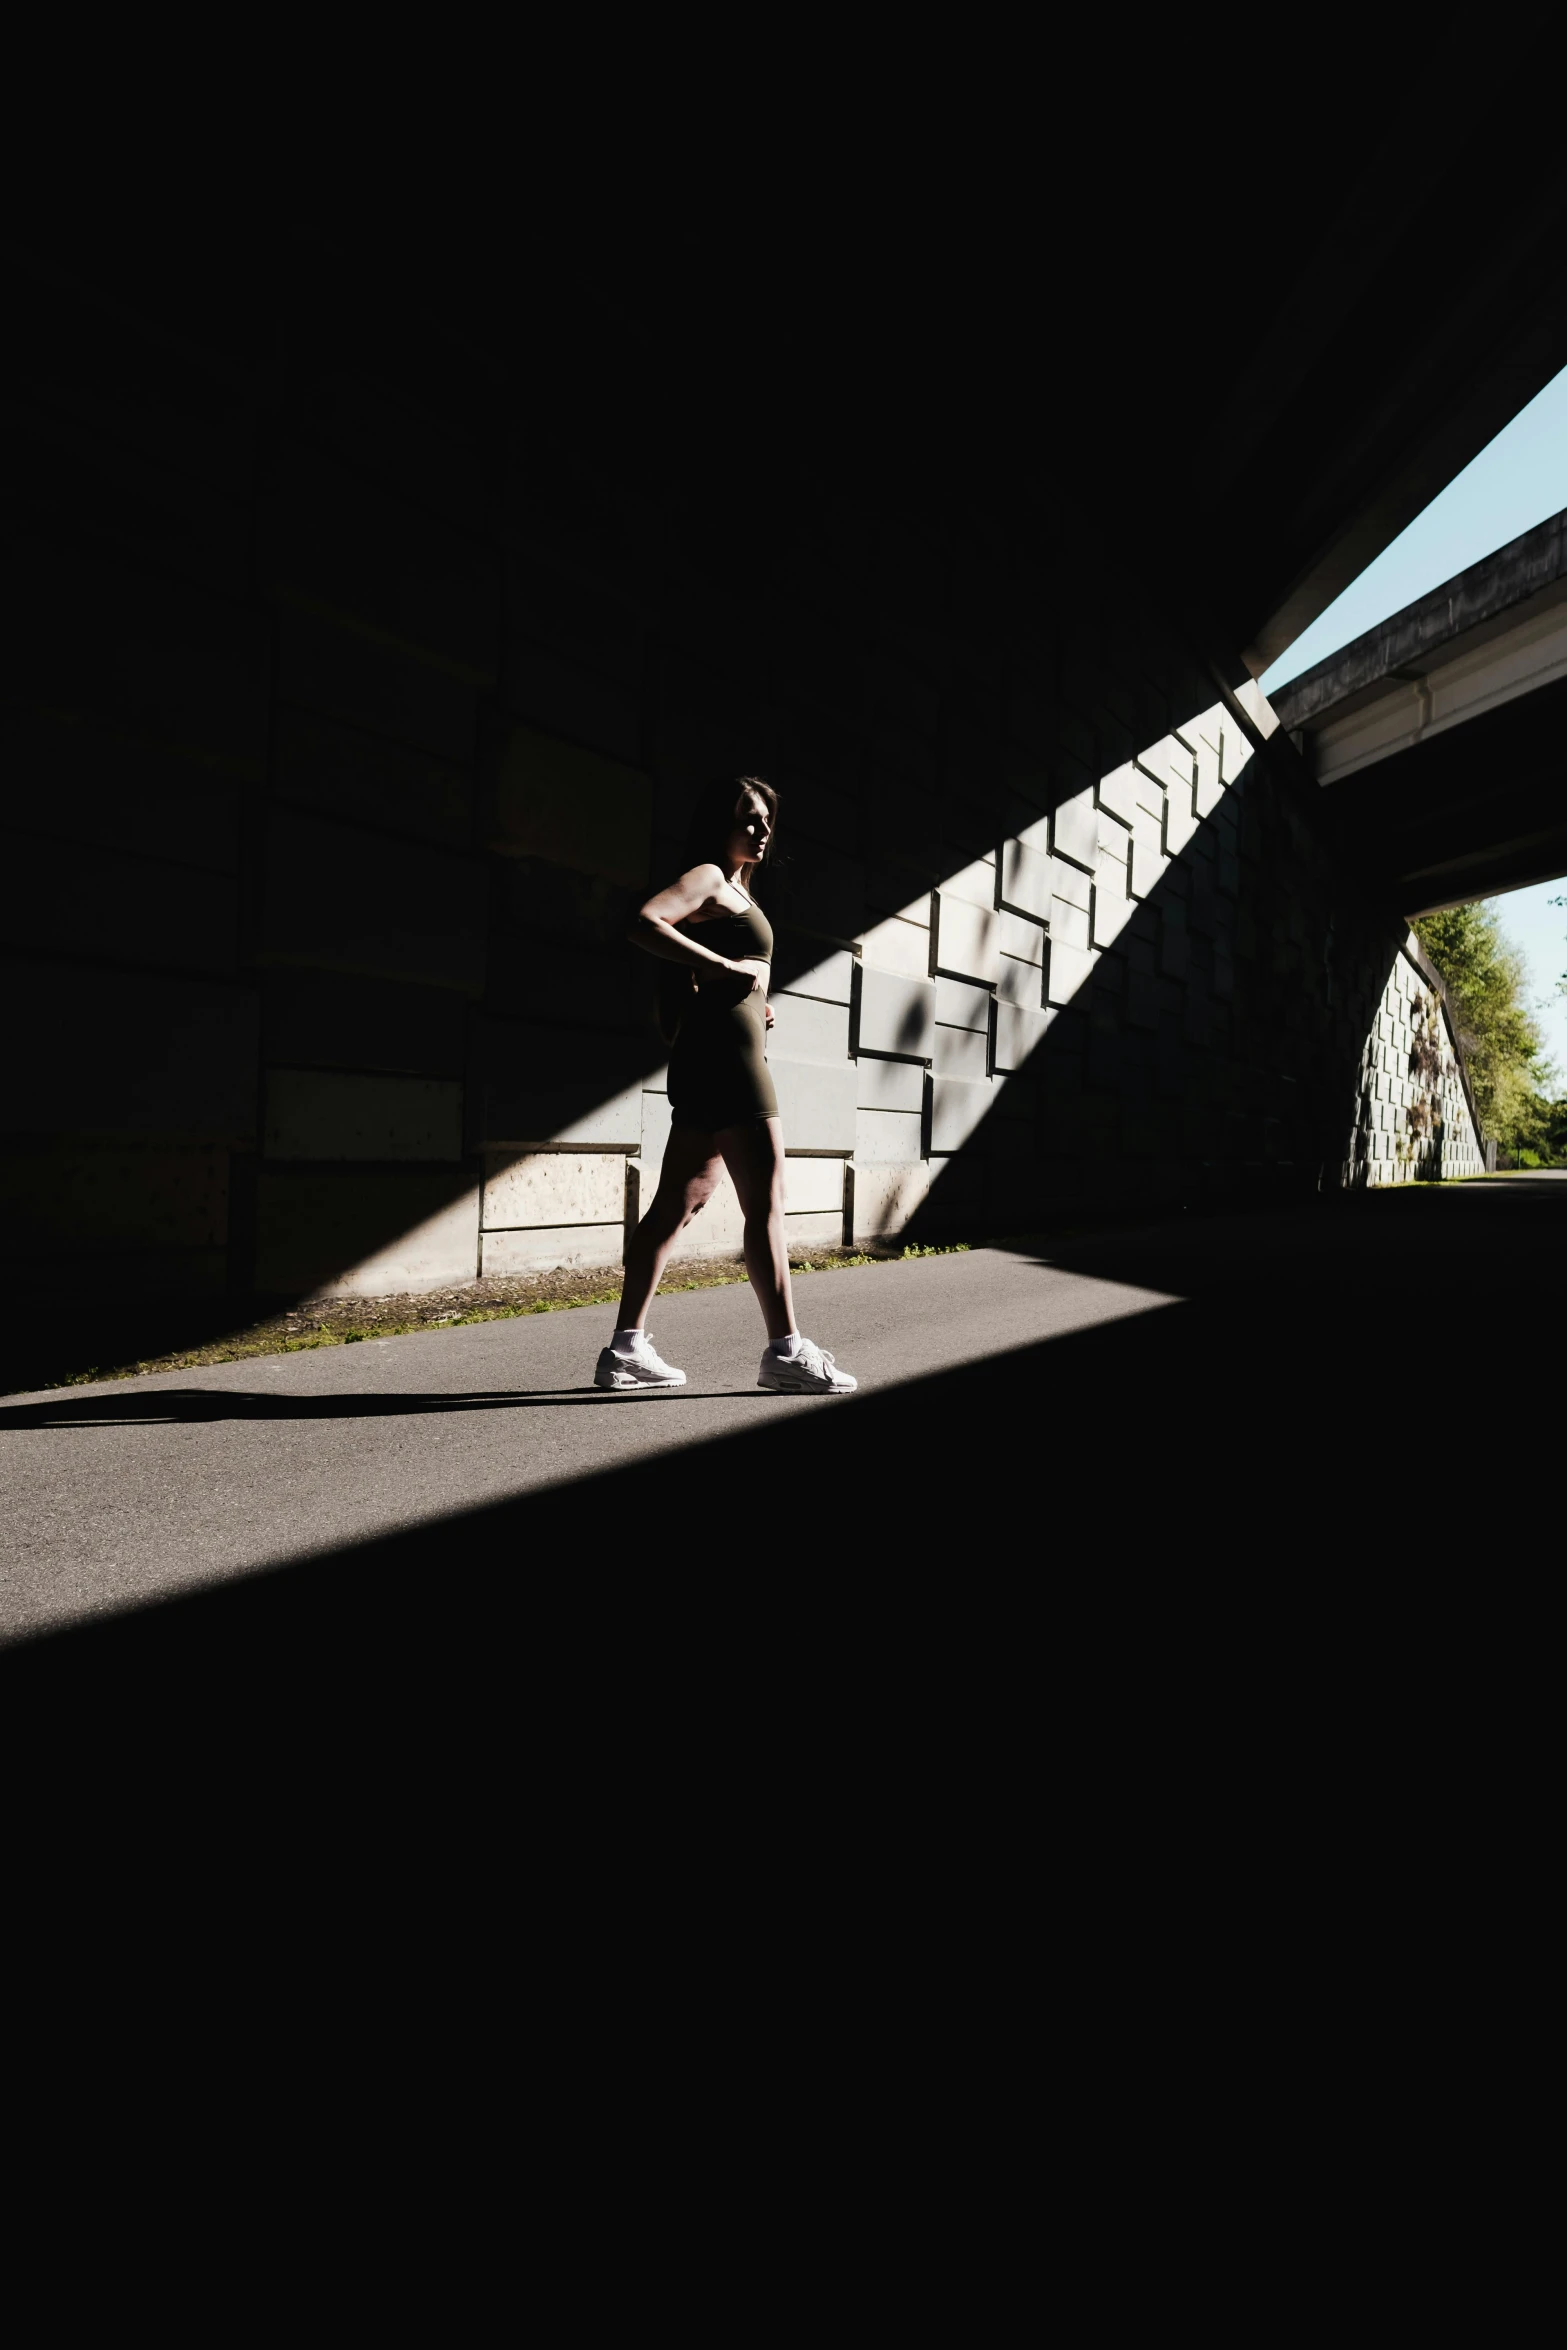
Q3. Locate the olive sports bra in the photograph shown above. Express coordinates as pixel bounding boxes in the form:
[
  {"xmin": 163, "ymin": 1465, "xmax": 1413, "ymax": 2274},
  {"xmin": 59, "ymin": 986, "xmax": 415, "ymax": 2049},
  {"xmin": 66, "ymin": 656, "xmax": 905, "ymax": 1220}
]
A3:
[{"xmin": 680, "ymin": 896, "xmax": 774, "ymax": 965}]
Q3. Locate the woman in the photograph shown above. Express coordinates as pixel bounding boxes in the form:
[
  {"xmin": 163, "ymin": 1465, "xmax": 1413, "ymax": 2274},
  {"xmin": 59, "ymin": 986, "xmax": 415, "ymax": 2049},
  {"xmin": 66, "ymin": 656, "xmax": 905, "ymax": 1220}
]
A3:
[{"xmin": 595, "ymin": 776, "xmax": 857, "ymax": 1395}]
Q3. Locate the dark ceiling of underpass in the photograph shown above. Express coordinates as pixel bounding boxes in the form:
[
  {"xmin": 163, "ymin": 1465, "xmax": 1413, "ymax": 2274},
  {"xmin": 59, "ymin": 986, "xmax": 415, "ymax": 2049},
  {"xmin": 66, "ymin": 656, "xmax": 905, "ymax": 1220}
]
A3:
[
  {"xmin": 1315, "ymin": 665, "xmax": 1567, "ymax": 913},
  {"xmin": 23, "ymin": 35, "xmax": 1567, "ymax": 713}
]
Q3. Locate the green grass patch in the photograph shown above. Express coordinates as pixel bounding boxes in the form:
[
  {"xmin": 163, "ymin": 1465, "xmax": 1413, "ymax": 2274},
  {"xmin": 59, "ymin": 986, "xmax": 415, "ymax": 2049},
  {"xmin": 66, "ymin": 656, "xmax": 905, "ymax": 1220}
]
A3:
[{"xmin": 39, "ymin": 1240, "xmax": 975, "ymax": 1390}]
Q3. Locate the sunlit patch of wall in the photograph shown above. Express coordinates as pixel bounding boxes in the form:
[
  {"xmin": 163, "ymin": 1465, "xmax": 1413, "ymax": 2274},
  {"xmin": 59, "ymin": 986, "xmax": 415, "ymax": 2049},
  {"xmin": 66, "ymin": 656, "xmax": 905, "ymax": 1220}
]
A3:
[
  {"xmin": 846, "ymin": 694, "xmax": 1419, "ymax": 1242},
  {"xmin": 885, "ymin": 681, "xmax": 1481, "ymax": 1241}
]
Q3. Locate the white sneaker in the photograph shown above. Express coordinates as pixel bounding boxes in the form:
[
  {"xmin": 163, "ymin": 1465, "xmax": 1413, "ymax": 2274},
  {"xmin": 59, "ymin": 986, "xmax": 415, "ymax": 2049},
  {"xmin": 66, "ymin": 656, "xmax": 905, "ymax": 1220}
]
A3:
[
  {"xmin": 594, "ymin": 1334, "xmax": 687, "ymax": 1389},
  {"xmin": 758, "ymin": 1337, "xmax": 857, "ymax": 1394}
]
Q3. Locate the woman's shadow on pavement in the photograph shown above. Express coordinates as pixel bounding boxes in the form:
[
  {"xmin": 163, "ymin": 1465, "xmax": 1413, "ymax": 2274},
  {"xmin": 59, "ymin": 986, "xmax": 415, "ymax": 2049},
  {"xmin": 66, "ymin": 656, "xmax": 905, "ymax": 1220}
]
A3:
[{"xmin": 0, "ymin": 1386, "xmax": 784, "ymax": 1429}]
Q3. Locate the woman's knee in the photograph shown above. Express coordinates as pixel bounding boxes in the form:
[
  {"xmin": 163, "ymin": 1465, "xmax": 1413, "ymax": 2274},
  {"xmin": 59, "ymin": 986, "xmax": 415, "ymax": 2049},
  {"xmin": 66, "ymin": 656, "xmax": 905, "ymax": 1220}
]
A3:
[{"xmin": 645, "ymin": 1183, "xmax": 702, "ymax": 1240}]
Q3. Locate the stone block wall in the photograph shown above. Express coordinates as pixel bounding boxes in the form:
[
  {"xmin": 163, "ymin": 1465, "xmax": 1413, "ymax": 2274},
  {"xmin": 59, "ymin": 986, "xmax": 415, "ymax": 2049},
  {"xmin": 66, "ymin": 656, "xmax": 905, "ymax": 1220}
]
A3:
[
  {"xmin": 1345, "ymin": 940, "xmax": 1484, "ymax": 1185},
  {"xmin": 1, "ymin": 238, "xmax": 1428, "ymax": 1309}
]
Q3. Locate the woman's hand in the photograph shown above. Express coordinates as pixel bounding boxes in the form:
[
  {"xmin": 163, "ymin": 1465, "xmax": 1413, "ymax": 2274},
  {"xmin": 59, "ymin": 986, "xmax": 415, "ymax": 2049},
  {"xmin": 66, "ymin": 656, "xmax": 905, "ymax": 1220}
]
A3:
[
  {"xmin": 764, "ymin": 1000, "xmax": 775, "ymax": 1031},
  {"xmin": 727, "ymin": 961, "xmax": 767, "ymax": 998}
]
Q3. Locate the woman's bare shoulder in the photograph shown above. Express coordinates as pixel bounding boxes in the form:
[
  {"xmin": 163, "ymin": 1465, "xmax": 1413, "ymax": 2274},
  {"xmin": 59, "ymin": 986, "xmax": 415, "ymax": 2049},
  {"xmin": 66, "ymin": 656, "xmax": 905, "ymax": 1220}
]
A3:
[{"xmin": 641, "ymin": 862, "xmax": 726, "ymax": 924}]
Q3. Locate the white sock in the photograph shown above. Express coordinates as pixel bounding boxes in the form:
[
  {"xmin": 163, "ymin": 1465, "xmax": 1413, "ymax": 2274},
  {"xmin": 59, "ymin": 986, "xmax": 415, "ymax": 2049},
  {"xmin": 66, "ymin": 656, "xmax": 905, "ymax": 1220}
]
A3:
[
  {"xmin": 771, "ymin": 1331, "xmax": 803, "ymax": 1358},
  {"xmin": 611, "ymin": 1327, "xmax": 647, "ymax": 1356}
]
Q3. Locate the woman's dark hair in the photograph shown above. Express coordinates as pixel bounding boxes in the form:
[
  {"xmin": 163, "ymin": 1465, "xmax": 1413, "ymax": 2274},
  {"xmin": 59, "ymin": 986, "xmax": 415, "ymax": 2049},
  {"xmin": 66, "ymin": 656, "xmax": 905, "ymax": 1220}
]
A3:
[
  {"xmin": 655, "ymin": 776, "xmax": 780, "ymax": 1044},
  {"xmin": 681, "ymin": 774, "xmax": 779, "ymax": 886}
]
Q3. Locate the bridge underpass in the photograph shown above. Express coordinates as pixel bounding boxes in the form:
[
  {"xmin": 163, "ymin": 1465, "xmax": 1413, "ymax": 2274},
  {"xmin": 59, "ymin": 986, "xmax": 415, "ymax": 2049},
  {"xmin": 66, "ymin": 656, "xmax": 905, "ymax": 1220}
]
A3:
[{"xmin": 4, "ymin": 73, "xmax": 1567, "ymax": 1675}]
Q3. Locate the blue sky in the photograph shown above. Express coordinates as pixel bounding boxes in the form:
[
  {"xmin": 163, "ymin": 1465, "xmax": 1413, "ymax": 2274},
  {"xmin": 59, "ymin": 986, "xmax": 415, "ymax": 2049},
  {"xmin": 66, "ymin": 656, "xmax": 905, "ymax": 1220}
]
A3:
[
  {"xmin": 1259, "ymin": 361, "xmax": 1567, "ymax": 1086},
  {"xmin": 1260, "ymin": 364, "xmax": 1567, "ymax": 697},
  {"xmin": 1492, "ymin": 883, "xmax": 1567, "ymax": 1086}
]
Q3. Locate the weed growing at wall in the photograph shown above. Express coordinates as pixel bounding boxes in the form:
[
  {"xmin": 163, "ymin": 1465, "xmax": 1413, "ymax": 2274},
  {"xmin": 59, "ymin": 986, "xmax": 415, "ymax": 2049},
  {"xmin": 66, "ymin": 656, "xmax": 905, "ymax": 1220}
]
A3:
[
  {"xmin": 40, "ymin": 1244, "xmax": 975, "ymax": 1389},
  {"xmin": 1399, "ymin": 990, "xmax": 1457, "ymax": 1168}
]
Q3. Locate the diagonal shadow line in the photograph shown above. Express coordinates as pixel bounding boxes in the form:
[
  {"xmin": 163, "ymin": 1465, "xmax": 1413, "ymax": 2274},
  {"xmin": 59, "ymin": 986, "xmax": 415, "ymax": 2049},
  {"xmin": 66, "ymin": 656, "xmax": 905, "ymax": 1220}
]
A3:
[
  {"xmin": 12, "ymin": 700, "xmax": 1272, "ymax": 1392},
  {"xmin": 3, "ymin": 918, "xmax": 894, "ymax": 1396},
  {"xmin": 0, "ymin": 1263, "xmax": 1188, "ymax": 1433},
  {"xmin": 0, "ymin": 1386, "xmax": 796, "ymax": 1429},
  {"xmin": 9, "ymin": 708, "xmax": 1276, "ymax": 1390},
  {"xmin": 6, "ymin": 1181, "xmax": 1561, "ymax": 1702},
  {"xmin": 908, "ymin": 790, "xmax": 1410, "ymax": 1236},
  {"xmin": 3, "ymin": 1303, "xmax": 1206, "ymax": 1665}
]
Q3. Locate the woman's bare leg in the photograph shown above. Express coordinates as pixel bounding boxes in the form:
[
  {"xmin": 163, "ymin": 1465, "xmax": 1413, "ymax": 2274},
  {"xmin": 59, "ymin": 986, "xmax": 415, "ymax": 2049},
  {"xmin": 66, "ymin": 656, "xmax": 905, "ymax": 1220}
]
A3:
[
  {"xmin": 616, "ymin": 1126, "xmax": 724, "ymax": 1330},
  {"xmin": 718, "ymin": 1118, "xmax": 797, "ymax": 1345}
]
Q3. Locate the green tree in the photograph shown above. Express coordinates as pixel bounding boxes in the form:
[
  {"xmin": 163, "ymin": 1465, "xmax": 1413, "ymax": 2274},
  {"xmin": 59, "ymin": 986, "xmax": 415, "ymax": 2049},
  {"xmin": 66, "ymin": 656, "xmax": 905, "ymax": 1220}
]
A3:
[
  {"xmin": 1508, "ymin": 1086, "xmax": 1565, "ymax": 1168},
  {"xmin": 1411, "ymin": 901, "xmax": 1560, "ymax": 1163}
]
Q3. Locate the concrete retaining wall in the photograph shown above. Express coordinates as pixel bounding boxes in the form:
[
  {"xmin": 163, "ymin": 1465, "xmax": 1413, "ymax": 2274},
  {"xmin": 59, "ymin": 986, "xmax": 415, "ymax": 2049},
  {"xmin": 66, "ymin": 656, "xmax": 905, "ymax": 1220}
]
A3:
[
  {"xmin": 2, "ymin": 238, "xmax": 1436, "ymax": 1308},
  {"xmin": 1346, "ymin": 938, "xmax": 1485, "ymax": 1184}
]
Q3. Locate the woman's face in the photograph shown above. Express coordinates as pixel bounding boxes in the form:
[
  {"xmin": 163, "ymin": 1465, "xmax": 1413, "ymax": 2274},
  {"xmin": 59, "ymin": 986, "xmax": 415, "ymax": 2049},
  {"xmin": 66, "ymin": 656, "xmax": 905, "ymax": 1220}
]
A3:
[{"xmin": 727, "ymin": 789, "xmax": 772, "ymax": 868}]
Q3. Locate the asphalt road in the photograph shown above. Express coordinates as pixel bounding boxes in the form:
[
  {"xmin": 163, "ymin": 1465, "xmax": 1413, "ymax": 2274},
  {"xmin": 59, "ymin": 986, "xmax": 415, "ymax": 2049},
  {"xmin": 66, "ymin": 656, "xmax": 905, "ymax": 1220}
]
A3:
[
  {"xmin": 5, "ymin": 1180, "xmax": 1562, "ymax": 1672},
  {"xmin": 1, "ymin": 1244, "xmax": 1178, "ymax": 1644}
]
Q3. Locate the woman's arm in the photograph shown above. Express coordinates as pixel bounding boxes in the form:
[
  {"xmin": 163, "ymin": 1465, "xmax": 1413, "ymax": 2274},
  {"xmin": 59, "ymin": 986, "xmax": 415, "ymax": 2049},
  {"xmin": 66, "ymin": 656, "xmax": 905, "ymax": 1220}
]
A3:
[{"xmin": 627, "ymin": 864, "xmax": 759, "ymax": 982}]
